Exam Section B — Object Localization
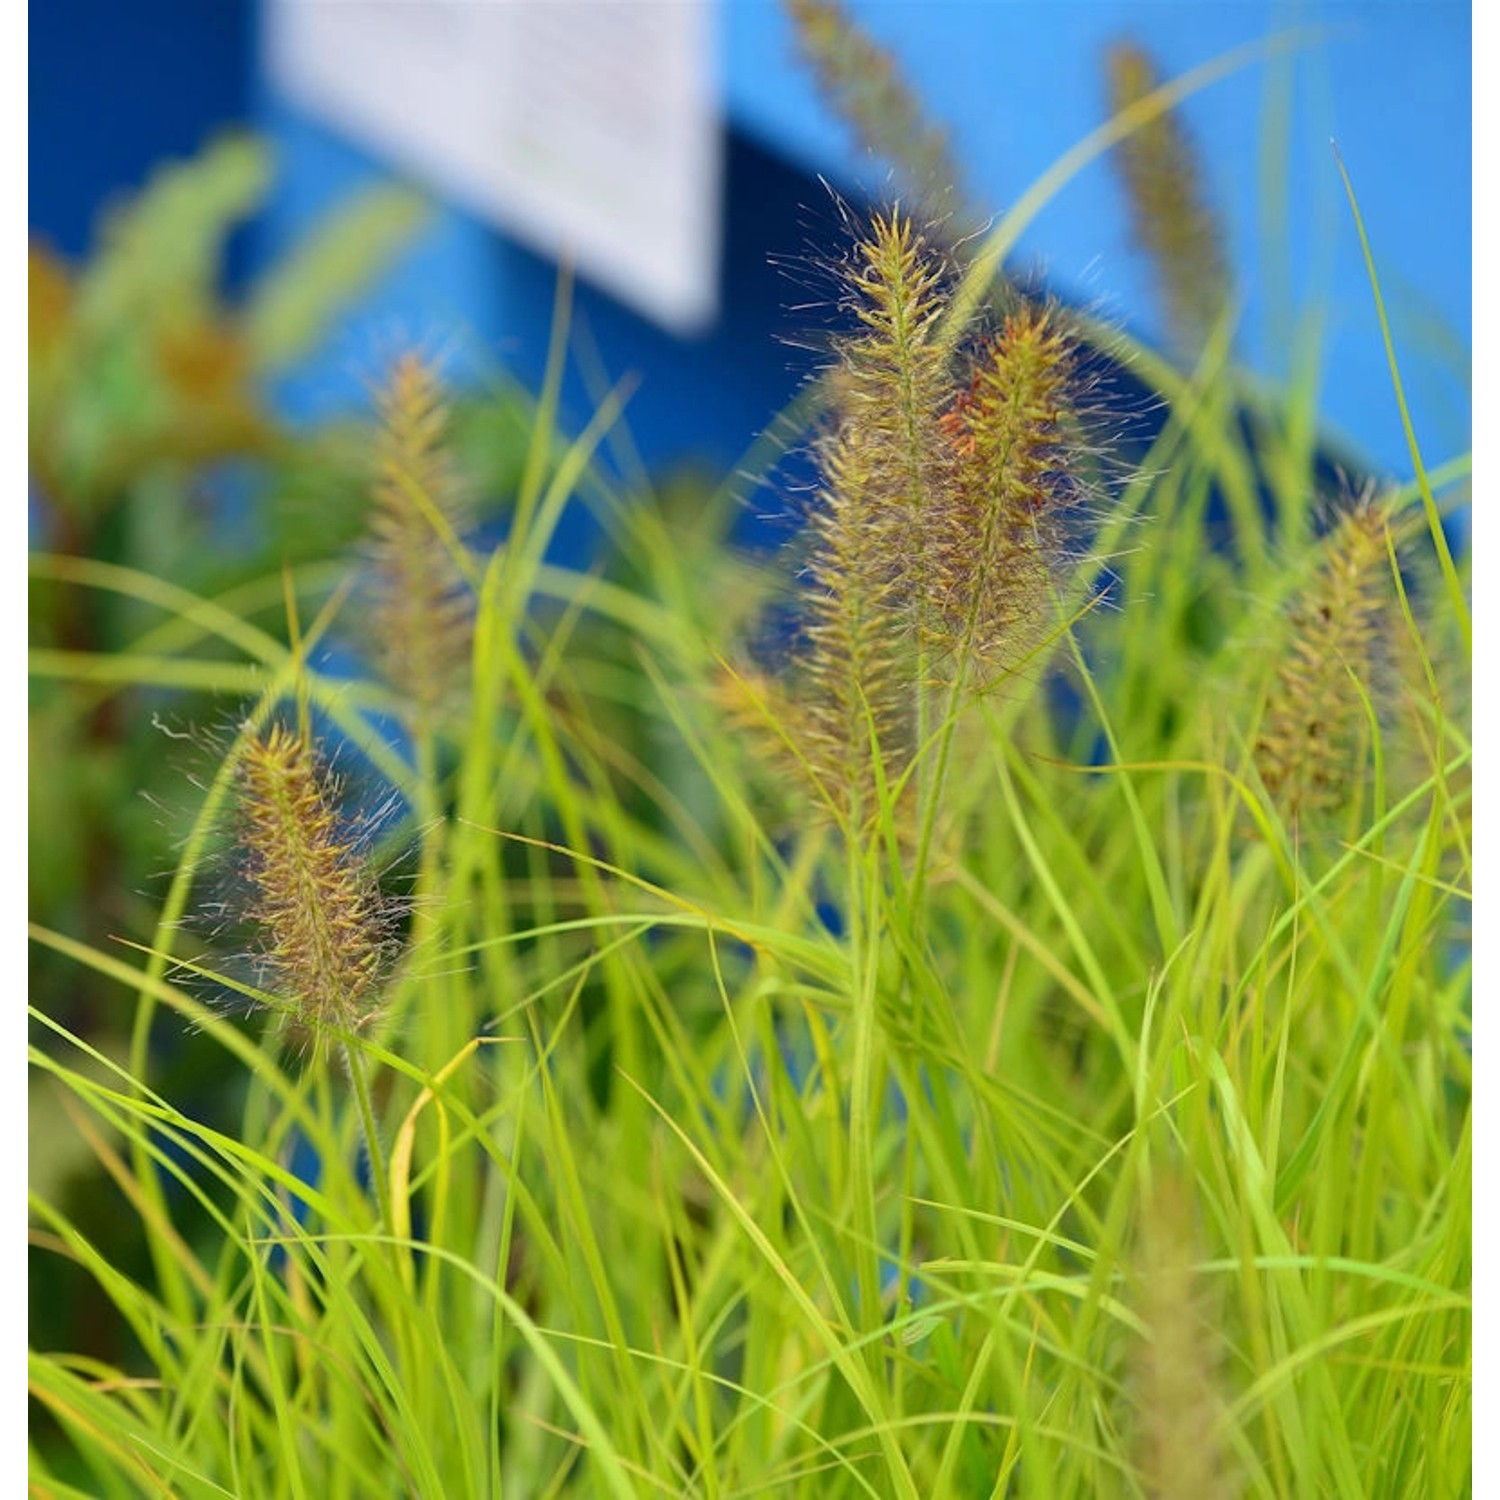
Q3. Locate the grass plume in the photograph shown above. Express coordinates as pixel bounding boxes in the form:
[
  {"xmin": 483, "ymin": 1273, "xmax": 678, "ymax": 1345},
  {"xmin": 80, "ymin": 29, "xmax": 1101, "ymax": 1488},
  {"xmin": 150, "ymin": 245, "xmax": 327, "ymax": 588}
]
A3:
[
  {"xmin": 931, "ymin": 302, "xmax": 1079, "ymax": 690},
  {"xmin": 1253, "ymin": 489, "xmax": 1393, "ymax": 827},
  {"xmin": 744, "ymin": 213, "xmax": 1087, "ymax": 837},
  {"xmin": 237, "ymin": 721, "xmax": 391, "ymax": 1053},
  {"xmin": 1106, "ymin": 39, "xmax": 1231, "ymax": 358},
  {"xmin": 776, "ymin": 211, "xmax": 954, "ymax": 829},
  {"xmin": 784, "ymin": 0, "xmax": 968, "ymax": 225},
  {"xmin": 365, "ymin": 352, "xmax": 474, "ymax": 721},
  {"xmin": 1128, "ymin": 1171, "xmax": 1234, "ymax": 1500}
]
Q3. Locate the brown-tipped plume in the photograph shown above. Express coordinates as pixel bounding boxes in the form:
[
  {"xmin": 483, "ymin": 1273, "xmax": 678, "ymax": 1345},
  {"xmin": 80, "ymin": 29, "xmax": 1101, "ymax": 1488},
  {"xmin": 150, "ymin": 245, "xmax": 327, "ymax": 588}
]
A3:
[
  {"xmin": 238, "ymin": 724, "xmax": 389, "ymax": 1053},
  {"xmin": 366, "ymin": 353, "xmax": 474, "ymax": 720},
  {"xmin": 790, "ymin": 210, "xmax": 955, "ymax": 829},
  {"xmin": 784, "ymin": 0, "xmax": 968, "ymax": 227},
  {"xmin": 1105, "ymin": 41, "xmax": 1230, "ymax": 359},
  {"xmin": 737, "ymin": 213, "xmax": 1095, "ymax": 835},
  {"xmin": 1254, "ymin": 493, "xmax": 1392, "ymax": 826},
  {"xmin": 931, "ymin": 304, "xmax": 1077, "ymax": 689},
  {"xmin": 1129, "ymin": 1171, "xmax": 1234, "ymax": 1500}
]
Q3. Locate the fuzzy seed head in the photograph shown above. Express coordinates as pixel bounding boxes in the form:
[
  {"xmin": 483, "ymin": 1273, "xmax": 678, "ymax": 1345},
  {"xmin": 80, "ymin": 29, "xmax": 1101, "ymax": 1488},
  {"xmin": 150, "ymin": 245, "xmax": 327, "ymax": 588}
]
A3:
[
  {"xmin": 794, "ymin": 211, "xmax": 956, "ymax": 828},
  {"xmin": 931, "ymin": 304, "xmax": 1076, "ymax": 687},
  {"xmin": 785, "ymin": 0, "xmax": 968, "ymax": 224},
  {"xmin": 1106, "ymin": 40, "xmax": 1230, "ymax": 358},
  {"xmin": 1254, "ymin": 495, "xmax": 1391, "ymax": 826},
  {"xmin": 366, "ymin": 353, "xmax": 474, "ymax": 719},
  {"xmin": 1130, "ymin": 1172, "xmax": 1233, "ymax": 1500},
  {"xmin": 741, "ymin": 213, "xmax": 1091, "ymax": 834},
  {"xmin": 238, "ymin": 724, "xmax": 388, "ymax": 1051}
]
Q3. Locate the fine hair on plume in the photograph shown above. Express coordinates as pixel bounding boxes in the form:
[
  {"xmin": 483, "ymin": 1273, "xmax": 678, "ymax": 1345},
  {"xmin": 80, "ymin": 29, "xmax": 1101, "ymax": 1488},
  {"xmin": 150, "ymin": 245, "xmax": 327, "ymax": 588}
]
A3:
[{"xmin": 728, "ymin": 205, "xmax": 1105, "ymax": 844}]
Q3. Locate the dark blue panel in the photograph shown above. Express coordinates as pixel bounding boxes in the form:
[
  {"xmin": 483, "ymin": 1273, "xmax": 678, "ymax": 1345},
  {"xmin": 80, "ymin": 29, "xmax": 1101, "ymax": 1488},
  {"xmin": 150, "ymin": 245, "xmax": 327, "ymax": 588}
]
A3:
[{"xmin": 30, "ymin": 0, "xmax": 252, "ymax": 259}]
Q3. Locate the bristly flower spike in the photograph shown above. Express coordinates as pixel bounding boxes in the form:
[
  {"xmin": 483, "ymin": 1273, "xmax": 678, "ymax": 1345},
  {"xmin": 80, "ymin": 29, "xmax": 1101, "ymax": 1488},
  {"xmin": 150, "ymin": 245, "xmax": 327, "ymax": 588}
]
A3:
[
  {"xmin": 734, "ymin": 213, "xmax": 1094, "ymax": 838},
  {"xmin": 1254, "ymin": 491, "xmax": 1392, "ymax": 827},
  {"xmin": 366, "ymin": 352, "xmax": 474, "ymax": 721},
  {"xmin": 1105, "ymin": 39, "xmax": 1230, "ymax": 360},
  {"xmin": 238, "ymin": 722, "xmax": 388, "ymax": 1055},
  {"xmin": 1129, "ymin": 1171, "xmax": 1234, "ymax": 1500},
  {"xmin": 784, "ymin": 0, "xmax": 969, "ymax": 228},
  {"xmin": 793, "ymin": 209, "xmax": 954, "ymax": 829},
  {"xmin": 930, "ymin": 302, "xmax": 1077, "ymax": 690}
]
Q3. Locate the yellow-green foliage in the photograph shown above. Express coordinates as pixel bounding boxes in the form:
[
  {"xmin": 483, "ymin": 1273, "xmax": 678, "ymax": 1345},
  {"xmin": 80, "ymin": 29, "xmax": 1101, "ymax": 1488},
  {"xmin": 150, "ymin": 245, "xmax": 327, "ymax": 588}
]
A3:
[{"xmin": 27, "ymin": 26, "xmax": 1470, "ymax": 1496}]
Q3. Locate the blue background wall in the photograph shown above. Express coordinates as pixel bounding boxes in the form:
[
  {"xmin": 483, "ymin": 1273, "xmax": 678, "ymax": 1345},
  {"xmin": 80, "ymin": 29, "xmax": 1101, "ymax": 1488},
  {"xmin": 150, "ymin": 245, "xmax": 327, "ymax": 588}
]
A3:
[
  {"xmin": 31, "ymin": 0, "xmax": 252, "ymax": 261},
  {"xmin": 724, "ymin": 2, "xmax": 1472, "ymax": 477},
  {"xmin": 32, "ymin": 1, "xmax": 1471, "ymax": 487}
]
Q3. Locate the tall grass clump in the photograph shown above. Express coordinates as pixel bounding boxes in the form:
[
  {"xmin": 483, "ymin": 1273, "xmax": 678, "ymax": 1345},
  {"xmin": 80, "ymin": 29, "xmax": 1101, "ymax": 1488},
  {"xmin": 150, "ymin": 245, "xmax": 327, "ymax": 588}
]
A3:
[
  {"xmin": 727, "ymin": 211, "xmax": 1094, "ymax": 853},
  {"xmin": 30, "ymin": 21, "xmax": 1469, "ymax": 1500}
]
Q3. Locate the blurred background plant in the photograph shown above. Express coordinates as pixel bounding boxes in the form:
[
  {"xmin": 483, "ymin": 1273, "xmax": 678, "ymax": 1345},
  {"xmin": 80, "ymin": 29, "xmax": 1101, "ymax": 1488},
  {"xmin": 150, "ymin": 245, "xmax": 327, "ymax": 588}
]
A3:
[
  {"xmin": 26, "ymin": 132, "xmax": 543, "ymax": 1371},
  {"xmin": 29, "ymin": 134, "xmax": 537, "ymax": 1029}
]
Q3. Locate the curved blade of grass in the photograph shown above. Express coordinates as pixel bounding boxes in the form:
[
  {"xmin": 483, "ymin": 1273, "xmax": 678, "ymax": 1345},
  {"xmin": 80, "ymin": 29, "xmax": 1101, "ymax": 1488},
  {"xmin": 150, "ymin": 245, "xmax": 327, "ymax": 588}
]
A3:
[
  {"xmin": 1332, "ymin": 142, "xmax": 1469, "ymax": 651},
  {"xmin": 618, "ymin": 1068, "xmax": 924, "ymax": 1500}
]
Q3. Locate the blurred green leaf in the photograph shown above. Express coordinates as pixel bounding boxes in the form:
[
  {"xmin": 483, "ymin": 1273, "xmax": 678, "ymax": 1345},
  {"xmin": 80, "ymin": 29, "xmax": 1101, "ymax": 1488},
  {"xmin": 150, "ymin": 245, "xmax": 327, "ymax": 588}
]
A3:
[
  {"xmin": 244, "ymin": 183, "xmax": 431, "ymax": 372},
  {"xmin": 74, "ymin": 133, "xmax": 272, "ymax": 335}
]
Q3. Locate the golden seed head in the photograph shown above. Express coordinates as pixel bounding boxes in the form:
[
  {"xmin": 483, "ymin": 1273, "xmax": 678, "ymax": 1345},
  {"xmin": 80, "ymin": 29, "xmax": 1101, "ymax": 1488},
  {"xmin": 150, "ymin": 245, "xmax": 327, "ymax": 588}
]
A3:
[
  {"xmin": 1254, "ymin": 494, "xmax": 1392, "ymax": 826},
  {"xmin": 365, "ymin": 352, "xmax": 474, "ymax": 719},
  {"xmin": 238, "ymin": 724, "xmax": 388, "ymax": 1053},
  {"xmin": 929, "ymin": 304, "xmax": 1077, "ymax": 688},
  {"xmin": 785, "ymin": 0, "xmax": 968, "ymax": 225},
  {"xmin": 1106, "ymin": 39, "xmax": 1231, "ymax": 358},
  {"xmin": 744, "ymin": 211, "xmax": 1088, "ymax": 834},
  {"xmin": 1130, "ymin": 1171, "xmax": 1234, "ymax": 1500}
]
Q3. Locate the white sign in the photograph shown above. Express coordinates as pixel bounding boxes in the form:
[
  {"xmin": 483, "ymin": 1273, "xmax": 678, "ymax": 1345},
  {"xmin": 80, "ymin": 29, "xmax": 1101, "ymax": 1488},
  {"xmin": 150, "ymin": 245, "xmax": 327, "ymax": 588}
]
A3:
[{"xmin": 265, "ymin": 0, "xmax": 723, "ymax": 334}]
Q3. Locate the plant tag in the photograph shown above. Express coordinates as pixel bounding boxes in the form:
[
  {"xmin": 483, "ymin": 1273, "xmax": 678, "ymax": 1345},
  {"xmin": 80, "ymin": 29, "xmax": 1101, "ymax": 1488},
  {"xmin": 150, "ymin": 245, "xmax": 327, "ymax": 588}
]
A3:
[{"xmin": 265, "ymin": 0, "xmax": 723, "ymax": 334}]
